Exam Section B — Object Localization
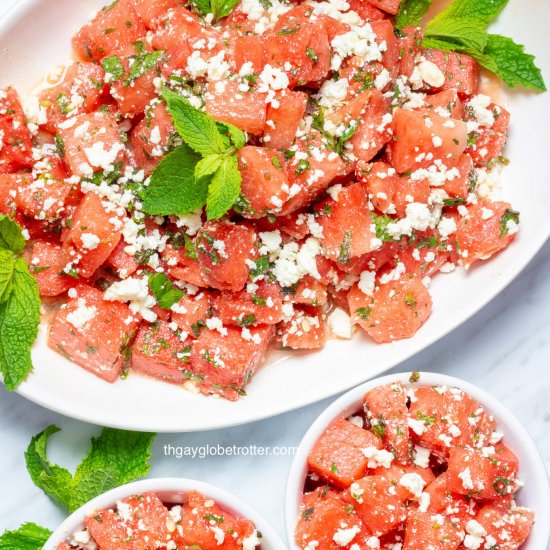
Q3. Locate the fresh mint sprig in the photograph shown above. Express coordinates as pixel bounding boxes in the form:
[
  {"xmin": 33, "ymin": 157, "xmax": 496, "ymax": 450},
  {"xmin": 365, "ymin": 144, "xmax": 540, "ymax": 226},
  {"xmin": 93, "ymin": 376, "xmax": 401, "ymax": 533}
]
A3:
[
  {"xmin": 190, "ymin": 0, "xmax": 241, "ymax": 21},
  {"xmin": 142, "ymin": 89, "xmax": 246, "ymax": 221},
  {"xmin": 0, "ymin": 216, "xmax": 40, "ymax": 391},
  {"xmin": 0, "ymin": 523, "xmax": 52, "ymax": 550},
  {"xmin": 395, "ymin": 0, "xmax": 546, "ymax": 91},
  {"xmin": 25, "ymin": 425, "xmax": 156, "ymax": 513}
]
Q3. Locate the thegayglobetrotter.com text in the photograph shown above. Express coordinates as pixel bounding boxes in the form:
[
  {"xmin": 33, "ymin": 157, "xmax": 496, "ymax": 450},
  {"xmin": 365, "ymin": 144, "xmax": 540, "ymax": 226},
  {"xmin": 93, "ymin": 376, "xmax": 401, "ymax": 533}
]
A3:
[{"xmin": 164, "ymin": 443, "xmax": 298, "ymax": 460}]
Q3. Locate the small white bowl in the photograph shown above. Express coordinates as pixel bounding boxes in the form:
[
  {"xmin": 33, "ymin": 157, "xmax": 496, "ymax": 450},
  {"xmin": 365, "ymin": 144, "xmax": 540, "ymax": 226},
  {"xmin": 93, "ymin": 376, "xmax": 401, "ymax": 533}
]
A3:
[
  {"xmin": 44, "ymin": 477, "xmax": 286, "ymax": 549},
  {"xmin": 285, "ymin": 372, "xmax": 550, "ymax": 550}
]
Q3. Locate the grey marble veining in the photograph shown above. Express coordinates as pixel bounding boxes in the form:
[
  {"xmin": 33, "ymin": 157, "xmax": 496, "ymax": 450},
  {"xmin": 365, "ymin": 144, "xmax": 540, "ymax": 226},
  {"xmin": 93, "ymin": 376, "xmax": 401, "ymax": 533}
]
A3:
[{"xmin": 1, "ymin": 240, "xmax": 549, "ymax": 544}]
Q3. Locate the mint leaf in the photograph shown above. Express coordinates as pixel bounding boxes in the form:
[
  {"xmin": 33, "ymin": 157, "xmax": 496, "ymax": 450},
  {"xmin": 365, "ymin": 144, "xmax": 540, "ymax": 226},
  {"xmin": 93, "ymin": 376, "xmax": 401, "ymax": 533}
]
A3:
[
  {"xmin": 70, "ymin": 429, "xmax": 156, "ymax": 510},
  {"xmin": 471, "ymin": 34, "xmax": 547, "ymax": 91},
  {"xmin": 142, "ymin": 144, "xmax": 206, "ymax": 216},
  {"xmin": 190, "ymin": 0, "xmax": 212, "ymax": 16},
  {"xmin": 149, "ymin": 273, "xmax": 183, "ymax": 310},
  {"xmin": 0, "ymin": 215, "xmax": 25, "ymax": 253},
  {"xmin": 24, "ymin": 425, "xmax": 75, "ymax": 509},
  {"xmin": 216, "ymin": 122, "xmax": 246, "ymax": 149},
  {"xmin": 428, "ymin": 0, "xmax": 508, "ymax": 29},
  {"xmin": 0, "ymin": 258, "xmax": 40, "ymax": 391},
  {"xmin": 162, "ymin": 88, "xmax": 226, "ymax": 156},
  {"xmin": 25, "ymin": 425, "xmax": 156, "ymax": 513},
  {"xmin": 422, "ymin": 37, "xmax": 464, "ymax": 52},
  {"xmin": 206, "ymin": 155, "xmax": 242, "ymax": 220},
  {"xmin": 211, "ymin": 0, "xmax": 241, "ymax": 19},
  {"xmin": 101, "ymin": 55, "xmax": 124, "ymax": 81},
  {"xmin": 0, "ymin": 250, "xmax": 14, "ymax": 304},
  {"xmin": 195, "ymin": 154, "xmax": 223, "ymax": 180},
  {"xmin": 0, "ymin": 523, "xmax": 52, "ymax": 550},
  {"xmin": 396, "ymin": 0, "xmax": 432, "ymax": 28},
  {"xmin": 425, "ymin": 18, "xmax": 488, "ymax": 52}
]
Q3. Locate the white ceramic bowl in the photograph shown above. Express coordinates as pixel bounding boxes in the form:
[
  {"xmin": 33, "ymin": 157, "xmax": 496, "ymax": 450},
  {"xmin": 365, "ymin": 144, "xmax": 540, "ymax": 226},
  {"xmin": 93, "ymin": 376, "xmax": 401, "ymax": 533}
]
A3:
[
  {"xmin": 0, "ymin": 0, "xmax": 549, "ymax": 431},
  {"xmin": 44, "ymin": 477, "xmax": 286, "ymax": 549},
  {"xmin": 285, "ymin": 372, "xmax": 550, "ymax": 550}
]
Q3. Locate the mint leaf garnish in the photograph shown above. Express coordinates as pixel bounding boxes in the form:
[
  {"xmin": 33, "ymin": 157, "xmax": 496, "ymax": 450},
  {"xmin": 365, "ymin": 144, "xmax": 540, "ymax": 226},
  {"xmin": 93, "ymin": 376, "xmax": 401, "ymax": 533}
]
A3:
[
  {"xmin": 162, "ymin": 88, "xmax": 226, "ymax": 156},
  {"xmin": 0, "ymin": 523, "xmax": 52, "ymax": 549},
  {"xmin": 395, "ymin": 0, "xmax": 432, "ymax": 28},
  {"xmin": 189, "ymin": 0, "xmax": 240, "ymax": 20},
  {"xmin": 195, "ymin": 154, "xmax": 223, "ymax": 181},
  {"xmin": 101, "ymin": 55, "xmax": 124, "ymax": 81},
  {"xmin": 416, "ymin": 0, "xmax": 546, "ymax": 91},
  {"xmin": 0, "ymin": 215, "xmax": 25, "ymax": 253},
  {"xmin": 428, "ymin": 0, "xmax": 508, "ymax": 29},
  {"xmin": 0, "ymin": 258, "xmax": 40, "ymax": 391},
  {"xmin": 425, "ymin": 17, "xmax": 488, "ymax": 52},
  {"xmin": 149, "ymin": 273, "xmax": 183, "ymax": 309},
  {"xmin": 206, "ymin": 155, "xmax": 242, "ymax": 221},
  {"xmin": 25, "ymin": 425, "xmax": 156, "ymax": 513},
  {"xmin": 471, "ymin": 35, "xmax": 547, "ymax": 92},
  {"xmin": 0, "ymin": 250, "xmax": 14, "ymax": 304},
  {"xmin": 142, "ymin": 144, "xmax": 206, "ymax": 215}
]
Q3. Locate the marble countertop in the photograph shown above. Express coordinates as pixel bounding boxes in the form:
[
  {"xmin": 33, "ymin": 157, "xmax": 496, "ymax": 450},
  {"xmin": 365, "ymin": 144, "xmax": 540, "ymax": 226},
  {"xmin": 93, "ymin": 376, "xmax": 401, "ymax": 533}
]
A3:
[
  {"xmin": 1, "ymin": 237, "xmax": 548, "ymax": 545},
  {"xmin": 0, "ymin": 0, "xmax": 549, "ymax": 546}
]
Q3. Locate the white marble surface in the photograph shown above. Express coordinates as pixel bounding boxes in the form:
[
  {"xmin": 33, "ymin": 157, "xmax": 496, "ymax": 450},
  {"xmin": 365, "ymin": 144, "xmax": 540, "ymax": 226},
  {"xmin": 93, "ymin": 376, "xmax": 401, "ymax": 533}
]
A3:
[
  {"xmin": 0, "ymin": 0, "xmax": 549, "ymax": 546},
  {"xmin": 0, "ymin": 237, "xmax": 548, "ymax": 545}
]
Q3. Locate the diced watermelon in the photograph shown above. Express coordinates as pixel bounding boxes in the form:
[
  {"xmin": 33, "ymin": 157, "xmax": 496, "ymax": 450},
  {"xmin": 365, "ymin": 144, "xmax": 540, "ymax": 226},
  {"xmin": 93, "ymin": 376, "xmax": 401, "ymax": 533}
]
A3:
[
  {"xmin": 30, "ymin": 240, "xmax": 75, "ymax": 297},
  {"xmin": 48, "ymin": 284, "xmax": 139, "ymax": 382},
  {"xmin": 422, "ymin": 48, "xmax": 480, "ymax": 96},
  {"xmin": 425, "ymin": 472, "xmax": 476, "ymax": 528},
  {"xmin": 403, "ymin": 510, "xmax": 463, "ymax": 549},
  {"xmin": 107, "ymin": 41, "xmax": 163, "ymax": 117},
  {"xmin": 58, "ymin": 111, "xmax": 126, "ymax": 178},
  {"xmin": 39, "ymin": 62, "xmax": 106, "ymax": 134},
  {"xmin": 237, "ymin": 146, "xmax": 289, "ymax": 218},
  {"xmin": 389, "ymin": 108, "xmax": 468, "ymax": 173},
  {"xmin": 454, "ymin": 199, "xmax": 517, "ymax": 268},
  {"xmin": 348, "ymin": 276, "xmax": 432, "ymax": 343},
  {"xmin": 396, "ymin": 231, "xmax": 450, "ymax": 278},
  {"xmin": 64, "ymin": 193, "xmax": 123, "ymax": 278},
  {"xmin": 467, "ymin": 103, "xmax": 510, "ymax": 166},
  {"xmin": 280, "ymin": 133, "xmax": 345, "ymax": 216},
  {"xmin": 12, "ymin": 157, "xmax": 72, "ymax": 221},
  {"xmin": 212, "ymin": 281, "xmax": 283, "ymax": 326},
  {"xmin": 132, "ymin": 0, "xmax": 183, "ymax": 29},
  {"xmin": 372, "ymin": 463, "xmax": 435, "ymax": 502},
  {"xmin": 370, "ymin": 20, "xmax": 400, "ymax": 70},
  {"xmin": 364, "ymin": 381, "xmax": 410, "ymax": 463},
  {"xmin": 130, "ymin": 100, "xmax": 175, "ymax": 173},
  {"xmin": 170, "ymin": 290, "xmax": 211, "ymax": 335},
  {"xmin": 316, "ymin": 182, "xmax": 375, "ymax": 263},
  {"xmin": 346, "ymin": 0, "xmax": 386, "ymax": 21},
  {"xmin": 85, "ymin": 492, "xmax": 185, "ymax": 548},
  {"xmin": 442, "ymin": 153, "xmax": 474, "ymax": 199},
  {"xmin": 196, "ymin": 221, "xmax": 257, "ymax": 292},
  {"xmin": 234, "ymin": 34, "xmax": 266, "ymax": 74},
  {"xmin": 278, "ymin": 305, "xmax": 326, "ymax": 349},
  {"xmin": 263, "ymin": 89, "xmax": 307, "ymax": 149},
  {"xmin": 357, "ymin": 160, "xmax": 399, "ymax": 214},
  {"xmin": 105, "ymin": 238, "xmax": 140, "ymax": 278},
  {"xmin": 73, "ymin": 0, "xmax": 146, "ymax": 62},
  {"xmin": 342, "ymin": 474, "xmax": 407, "ymax": 536},
  {"xmin": 189, "ymin": 324, "xmax": 273, "ymax": 399},
  {"xmin": 292, "ymin": 275, "xmax": 328, "ymax": 306},
  {"xmin": 0, "ymin": 87, "xmax": 34, "ymax": 173},
  {"xmin": 446, "ymin": 444, "xmax": 519, "ymax": 500},
  {"xmin": 476, "ymin": 502, "xmax": 535, "ymax": 549},
  {"xmin": 308, "ymin": 416, "xmax": 382, "ymax": 488},
  {"xmin": 366, "ymin": 0, "xmax": 401, "ymax": 15},
  {"xmin": 295, "ymin": 487, "xmax": 372, "ymax": 550},
  {"xmin": 131, "ymin": 320, "xmax": 191, "ymax": 383},
  {"xmin": 180, "ymin": 490, "xmax": 257, "ymax": 549},
  {"xmin": 265, "ymin": 19, "xmax": 331, "ymax": 87},
  {"xmin": 408, "ymin": 385, "xmax": 498, "ymax": 456},
  {"xmin": 421, "ymin": 88, "xmax": 464, "ymax": 119},
  {"xmin": 205, "ymin": 81, "xmax": 267, "ymax": 135},
  {"xmin": 398, "ymin": 26, "xmax": 423, "ymax": 78}
]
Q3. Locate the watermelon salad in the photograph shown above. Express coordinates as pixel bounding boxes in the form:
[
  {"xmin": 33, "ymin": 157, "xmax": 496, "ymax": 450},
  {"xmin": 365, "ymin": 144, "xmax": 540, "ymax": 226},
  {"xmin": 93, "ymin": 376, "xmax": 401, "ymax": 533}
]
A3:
[
  {"xmin": 56, "ymin": 490, "xmax": 262, "ymax": 549},
  {"xmin": 294, "ymin": 380, "xmax": 534, "ymax": 550},
  {"xmin": 0, "ymin": 0, "xmax": 520, "ymax": 400}
]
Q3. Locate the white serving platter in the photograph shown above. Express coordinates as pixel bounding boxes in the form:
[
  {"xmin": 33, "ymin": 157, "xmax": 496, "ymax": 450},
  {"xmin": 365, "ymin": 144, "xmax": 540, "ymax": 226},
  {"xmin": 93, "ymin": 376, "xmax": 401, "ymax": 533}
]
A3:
[{"xmin": 1, "ymin": 0, "xmax": 549, "ymax": 432}]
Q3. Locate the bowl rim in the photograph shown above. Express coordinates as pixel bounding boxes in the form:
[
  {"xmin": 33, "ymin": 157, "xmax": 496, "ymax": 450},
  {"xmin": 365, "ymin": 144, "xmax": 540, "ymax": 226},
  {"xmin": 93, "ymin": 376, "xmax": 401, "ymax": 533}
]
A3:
[
  {"xmin": 44, "ymin": 477, "xmax": 286, "ymax": 549},
  {"xmin": 284, "ymin": 371, "xmax": 550, "ymax": 550}
]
